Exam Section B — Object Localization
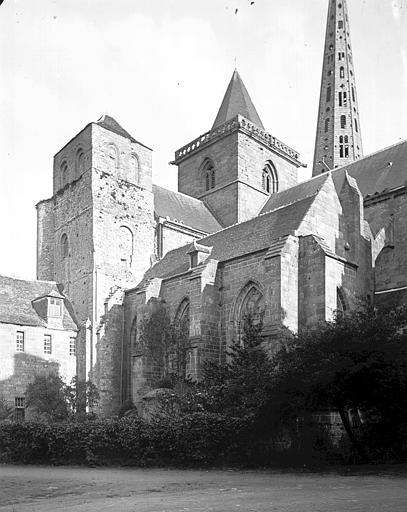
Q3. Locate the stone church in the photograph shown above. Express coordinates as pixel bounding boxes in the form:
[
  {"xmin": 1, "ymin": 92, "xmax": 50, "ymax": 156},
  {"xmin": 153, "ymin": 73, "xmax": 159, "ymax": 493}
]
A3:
[{"xmin": 2, "ymin": 0, "xmax": 407, "ymax": 416}]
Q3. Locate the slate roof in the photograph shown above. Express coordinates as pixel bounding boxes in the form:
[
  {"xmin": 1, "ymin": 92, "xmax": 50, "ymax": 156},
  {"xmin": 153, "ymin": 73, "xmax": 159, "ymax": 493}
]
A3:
[
  {"xmin": 95, "ymin": 115, "xmax": 151, "ymax": 149},
  {"xmin": 153, "ymin": 185, "xmax": 222, "ymax": 234},
  {"xmin": 141, "ymin": 196, "xmax": 315, "ymax": 284},
  {"xmin": 260, "ymin": 173, "xmax": 329, "ymax": 214},
  {"xmin": 0, "ymin": 275, "xmax": 77, "ymax": 330},
  {"xmin": 332, "ymin": 139, "xmax": 407, "ymax": 197},
  {"xmin": 212, "ymin": 70, "xmax": 265, "ymax": 131}
]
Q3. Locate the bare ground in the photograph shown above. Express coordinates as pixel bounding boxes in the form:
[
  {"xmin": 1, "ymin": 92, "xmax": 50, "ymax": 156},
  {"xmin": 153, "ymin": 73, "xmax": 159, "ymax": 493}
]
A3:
[{"xmin": 1, "ymin": 464, "xmax": 407, "ymax": 511}]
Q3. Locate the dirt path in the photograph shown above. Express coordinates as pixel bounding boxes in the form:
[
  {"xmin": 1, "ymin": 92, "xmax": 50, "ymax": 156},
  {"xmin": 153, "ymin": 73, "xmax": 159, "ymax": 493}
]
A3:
[{"xmin": 1, "ymin": 465, "xmax": 407, "ymax": 511}]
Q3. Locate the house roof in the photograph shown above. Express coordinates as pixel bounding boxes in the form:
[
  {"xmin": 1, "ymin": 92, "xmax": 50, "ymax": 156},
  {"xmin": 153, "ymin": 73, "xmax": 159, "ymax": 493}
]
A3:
[
  {"xmin": 0, "ymin": 275, "xmax": 77, "ymax": 330},
  {"xmin": 141, "ymin": 195, "xmax": 315, "ymax": 284},
  {"xmin": 211, "ymin": 70, "xmax": 265, "ymax": 131},
  {"xmin": 153, "ymin": 185, "xmax": 222, "ymax": 234},
  {"xmin": 332, "ymin": 139, "xmax": 407, "ymax": 197}
]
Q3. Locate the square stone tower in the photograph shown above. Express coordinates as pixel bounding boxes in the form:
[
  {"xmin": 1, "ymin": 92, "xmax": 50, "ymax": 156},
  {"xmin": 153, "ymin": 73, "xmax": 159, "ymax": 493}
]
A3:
[
  {"xmin": 36, "ymin": 115, "xmax": 155, "ymax": 414},
  {"xmin": 173, "ymin": 70, "xmax": 304, "ymax": 227}
]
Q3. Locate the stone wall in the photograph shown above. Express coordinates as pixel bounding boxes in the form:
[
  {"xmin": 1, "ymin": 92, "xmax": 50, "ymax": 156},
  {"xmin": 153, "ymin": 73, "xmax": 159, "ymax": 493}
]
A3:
[
  {"xmin": 365, "ymin": 192, "xmax": 407, "ymax": 300},
  {"xmin": 36, "ymin": 198, "xmax": 55, "ymax": 281}
]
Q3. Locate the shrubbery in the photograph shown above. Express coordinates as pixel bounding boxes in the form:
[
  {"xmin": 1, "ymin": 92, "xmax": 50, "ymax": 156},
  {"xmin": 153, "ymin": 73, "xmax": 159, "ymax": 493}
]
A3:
[{"xmin": 0, "ymin": 414, "xmax": 251, "ymax": 466}]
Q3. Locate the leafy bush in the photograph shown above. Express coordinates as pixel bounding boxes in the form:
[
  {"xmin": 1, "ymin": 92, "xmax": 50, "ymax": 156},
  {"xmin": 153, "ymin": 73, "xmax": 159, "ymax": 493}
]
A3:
[{"xmin": 0, "ymin": 414, "xmax": 250, "ymax": 466}]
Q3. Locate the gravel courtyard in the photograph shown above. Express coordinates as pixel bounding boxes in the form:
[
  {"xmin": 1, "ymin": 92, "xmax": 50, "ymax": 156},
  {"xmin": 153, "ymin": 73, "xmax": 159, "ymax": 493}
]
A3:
[{"xmin": 1, "ymin": 464, "xmax": 407, "ymax": 511}]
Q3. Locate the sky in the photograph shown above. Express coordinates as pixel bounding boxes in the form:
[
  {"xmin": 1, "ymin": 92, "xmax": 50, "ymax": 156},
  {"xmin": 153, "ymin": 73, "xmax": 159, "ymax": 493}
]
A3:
[{"xmin": 0, "ymin": 0, "xmax": 407, "ymax": 280}]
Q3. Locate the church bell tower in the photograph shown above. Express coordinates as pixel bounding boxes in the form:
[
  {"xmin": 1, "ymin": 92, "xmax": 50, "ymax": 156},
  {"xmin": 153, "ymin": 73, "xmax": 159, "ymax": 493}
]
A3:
[{"xmin": 313, "ymin": 0, "xmax": 363, "ymax": 176}]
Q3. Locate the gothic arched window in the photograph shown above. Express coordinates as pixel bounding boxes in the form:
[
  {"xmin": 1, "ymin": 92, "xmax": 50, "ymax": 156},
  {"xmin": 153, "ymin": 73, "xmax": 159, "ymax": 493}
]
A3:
[
  {"xmin": 171, "ymin": 299, "xmax": 190, "ymax": 377},
  {"xmin": 262, "ymin": 161, "xmax": 278, "ymax": 194},
  {"xmin": 119, "ymin": 226, "xmax": 133, "ymax": 268},
  {"xmin": 340, "ymin": 66, "xmax": 345, "ymax": 79},
  {"xmin": 201, "ymin": 159, "xmax": 216, "ymax": 191},
  {"xmin": 340, "ymin": 115, "xmax": 346, "ymax": 129},
  {"xmin": 75, "ymin": 148, "xmax": 85, "ymax": 177},
  {"xmin": 232, "ymin": 282, "xmax": 265, "ymax": 345},
  {"xmin": 107, "ymin": 145, "xmax": 118, "ymax": 174},
  {"xmin": 61, "ymin": 234, "xmax": 69, "ymax": 259}
]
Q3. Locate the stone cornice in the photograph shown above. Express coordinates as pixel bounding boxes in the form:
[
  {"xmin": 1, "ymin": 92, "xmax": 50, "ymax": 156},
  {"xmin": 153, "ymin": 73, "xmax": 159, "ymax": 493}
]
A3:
[{"xmin": 172, "ymin": 115, "xmax": 302, "ymax": 167}]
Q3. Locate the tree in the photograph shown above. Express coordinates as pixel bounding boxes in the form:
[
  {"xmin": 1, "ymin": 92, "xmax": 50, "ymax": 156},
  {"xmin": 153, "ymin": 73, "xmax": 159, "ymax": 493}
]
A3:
[
  {"xmin": 270, "ymin": 306, "xmax": 407, "ymax": 461},
  {"xmin": 64, "ymin": 377, "xmax": 99, "ymax": 416},
  {"xmin": 0, "ymin": 395, "xmax": 13, "ymax": 421},
  {"xmin": 25, "ymin": 374, "xmax": 99, "ymax": 421},
  {"xmin": 171, "ymin": 313, "xmax": 274, "ymax": 419},
  {"xmin": 25, "ymin": 374, "xmax": 69, "ymax": 421}
]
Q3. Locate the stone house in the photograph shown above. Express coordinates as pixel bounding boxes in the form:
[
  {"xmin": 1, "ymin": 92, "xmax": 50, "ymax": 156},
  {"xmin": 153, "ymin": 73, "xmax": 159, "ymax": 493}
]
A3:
[{"xmin": 0, "ymin": 275, "xmax": 77, "ymax": 418}]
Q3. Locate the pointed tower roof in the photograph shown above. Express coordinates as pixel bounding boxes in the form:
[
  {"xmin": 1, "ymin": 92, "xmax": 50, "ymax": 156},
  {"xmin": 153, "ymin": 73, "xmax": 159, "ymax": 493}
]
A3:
[
  {"xmin": 312, "ymin": 0, "xmax": 363, "ymax": 176},
  {"xmin": 95, "ymin": 114, "xmax": 151, "ymax": 149},
  {"xmin": 96, "ymin": 114, "xmax": 138, "ymax": 142},
  {"xmin": 211, "ymin": 70, "xmax": 264, "ymax": 130}
]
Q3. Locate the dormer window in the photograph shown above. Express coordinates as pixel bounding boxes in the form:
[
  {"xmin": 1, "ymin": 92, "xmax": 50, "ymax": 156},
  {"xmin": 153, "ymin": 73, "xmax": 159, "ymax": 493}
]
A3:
[{"xmin": 49, "ymin": 298, "xmax": 62, "ymax": 317}]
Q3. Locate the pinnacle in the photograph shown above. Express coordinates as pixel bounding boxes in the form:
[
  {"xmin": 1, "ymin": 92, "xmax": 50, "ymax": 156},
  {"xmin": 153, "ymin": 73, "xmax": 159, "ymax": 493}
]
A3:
[{"xmin": 212, "ymin": 69, "xmax": 264, "ymax": 131}]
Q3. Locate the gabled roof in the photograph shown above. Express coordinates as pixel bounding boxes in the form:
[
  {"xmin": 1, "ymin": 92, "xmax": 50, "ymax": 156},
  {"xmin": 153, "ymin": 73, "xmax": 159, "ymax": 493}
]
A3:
[
  {"xmin": 332, "ymin": 139, "xmax": 407, "ymax": 197},
  {"xmin": 95, "ymin": 115, "xmax": 151, "ymax": 149},
  {"xmin": 260, "ymin": 173, "xmax": 330, "ymax": 215},
  {"xmin": 140, "ymin": 195, "xmax": 315, "ymax": 284},
  {"xmin": 153, "ymin": 185, "xmax": 222, "ymax": 234},
  {"xmin": 211, "ymin": 70, "xmax": 264, "ymax": 131},
  {"xmin": 0, "ymin": 275, "xmax": 77, "ymax": 330}
]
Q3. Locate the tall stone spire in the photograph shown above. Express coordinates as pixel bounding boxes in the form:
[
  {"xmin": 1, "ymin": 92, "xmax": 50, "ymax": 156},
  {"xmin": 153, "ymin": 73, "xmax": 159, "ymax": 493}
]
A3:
[{"xmin": 312, "ymin": 0, "xmax": 363, "ymax": 176}]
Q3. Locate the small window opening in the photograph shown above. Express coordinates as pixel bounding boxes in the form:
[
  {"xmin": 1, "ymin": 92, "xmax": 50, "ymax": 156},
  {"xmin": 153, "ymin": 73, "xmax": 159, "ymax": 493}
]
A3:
[
  {"xmin": 61, "ymin": 234, "xmax": 69, "ymax": 259},
  {"xmin": 340, "ymin": 115, "xmax": 346, "ymax": 128},
  {"xmin": 355, "ymin": 118, "xmax": 359, "ymax": 132},
  {"xmin": 338, "ymin": 20, "xmax": 344, "ymax": 29},
  {"xmin": 69, "ymin": 337, "xmax": 76, "ymax": 356},
  {"xmin": 325, "ymin": 117, "xmax": 330, "ymax": 133},
  {"xmin": 44, "ymin": 334, "xmax": 52, "ymax": 355},
  {"xmin": 16, "ymin": 331, "xmax": 24, "ymax": 352},
  {"xmin": 340, "ymin": 66, "xmax": 345, "ymax": 78},
  {"xmin": 326, "ymin": 85, "xmax": 332, "ymax": 103},
  {"xmin": 14, "ymin": 397, "xmax": 25, "ymax": 421}
]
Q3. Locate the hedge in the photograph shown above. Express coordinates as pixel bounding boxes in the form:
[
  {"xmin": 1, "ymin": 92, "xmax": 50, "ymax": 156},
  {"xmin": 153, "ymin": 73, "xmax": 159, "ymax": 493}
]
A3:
[{"xmin": 0, "ymin": 413, "xmax": 252, "ymax": 466}]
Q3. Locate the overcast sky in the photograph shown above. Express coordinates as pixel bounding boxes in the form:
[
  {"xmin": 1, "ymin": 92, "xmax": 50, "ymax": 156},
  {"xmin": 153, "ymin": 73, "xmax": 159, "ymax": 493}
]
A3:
[{"xmin": 1, "ymin": 0, "xmax": 406, "ymax": 280}]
